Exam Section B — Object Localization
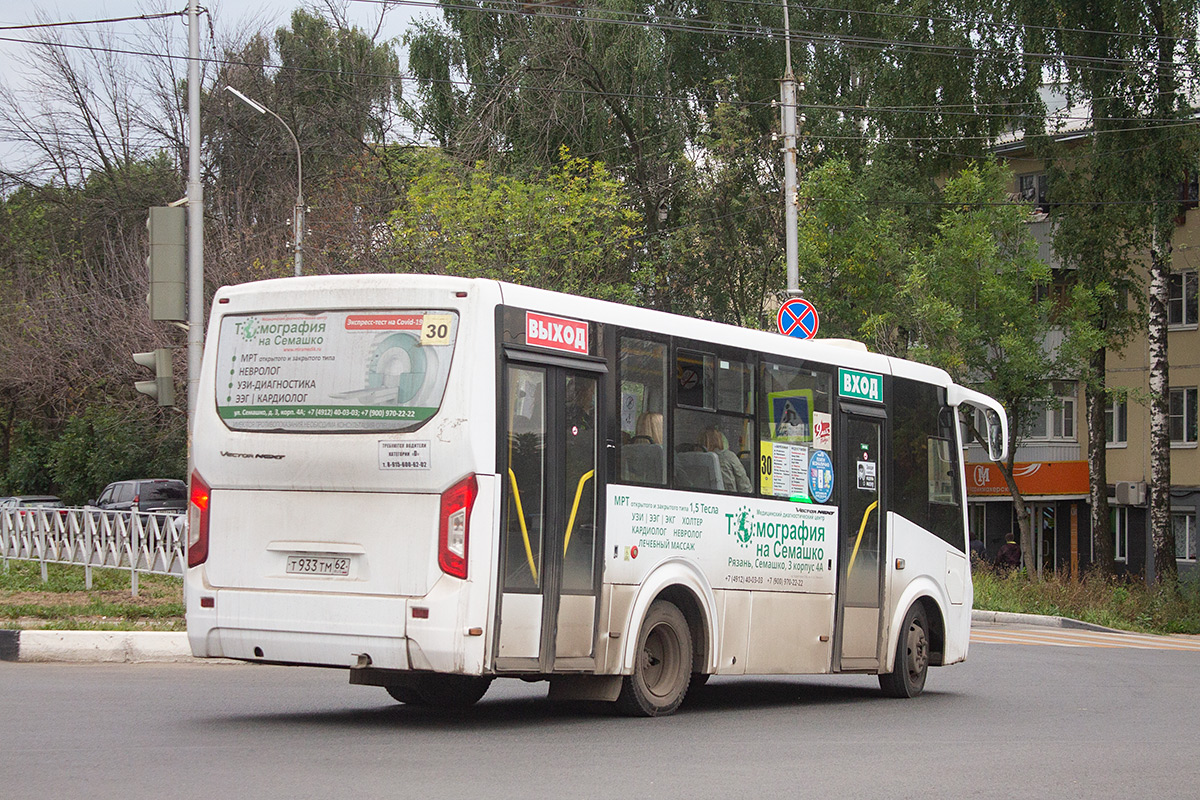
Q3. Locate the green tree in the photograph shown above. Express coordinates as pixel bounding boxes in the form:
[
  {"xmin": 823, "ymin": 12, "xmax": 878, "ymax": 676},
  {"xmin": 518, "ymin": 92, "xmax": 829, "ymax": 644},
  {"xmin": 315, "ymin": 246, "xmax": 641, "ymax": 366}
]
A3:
[
  {"xmin": 385, "ymin": 148, "xmax": 640, "ymax": 300},
  {"xmin": 905, "ymin": 160, "xmax": 1056, "ymax": 573},
  {"xmin": 405, "ymin": 1, "xmax": 694, "ymax": 308},
  {"xmin": 794, "ymin": 159, "xmax": 917, "ymax": 355},
  {"xmin": 209, "ymin": 9, "xmax": 405, "ymax": 282}
]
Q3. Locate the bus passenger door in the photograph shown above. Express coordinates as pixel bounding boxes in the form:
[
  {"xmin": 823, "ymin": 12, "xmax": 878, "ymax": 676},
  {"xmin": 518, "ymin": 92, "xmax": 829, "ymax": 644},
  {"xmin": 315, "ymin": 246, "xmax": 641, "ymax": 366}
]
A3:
[
  {"xmin": 835, "ymin": 409, "xmax": 886, "ymax": 672},
  {"xmin": 497, "ymin": 361, "xmax": 604, "ymax": 673}
]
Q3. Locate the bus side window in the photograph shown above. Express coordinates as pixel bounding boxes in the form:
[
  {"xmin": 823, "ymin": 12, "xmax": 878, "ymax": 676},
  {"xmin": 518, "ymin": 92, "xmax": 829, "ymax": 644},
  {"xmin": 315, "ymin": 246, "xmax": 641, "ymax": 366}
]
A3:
[
  {"xmin": 673, "ymin": 353, "xmax": 754, "ymax": 494},
  {"xmin": 891, "ymin": 379, "xmax": 964, "ymax": 550},
  {"xmin": 619, "ymin": 336, "xmax": 667, "ymax": 486},
  {"xmin": 758, "ymin": 361, "xmax": 834, "ymax": 500}
]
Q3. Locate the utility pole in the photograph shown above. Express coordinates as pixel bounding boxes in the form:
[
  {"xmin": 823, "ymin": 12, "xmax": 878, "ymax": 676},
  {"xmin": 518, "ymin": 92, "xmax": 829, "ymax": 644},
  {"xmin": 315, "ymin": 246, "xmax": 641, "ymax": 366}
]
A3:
[
  {"xmin": 187, "ymin": 0, "xmax": 204, "ymax": 429},
  {"xmin": 780, "ymin": 0, "xmax": 801, "ymax": 297}
]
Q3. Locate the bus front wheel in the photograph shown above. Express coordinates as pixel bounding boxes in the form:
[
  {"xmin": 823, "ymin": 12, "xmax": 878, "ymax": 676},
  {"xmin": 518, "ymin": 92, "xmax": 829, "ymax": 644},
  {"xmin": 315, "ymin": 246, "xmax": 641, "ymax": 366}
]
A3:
[
  {"xmin": 616, "ymin": 600, "xmax": 692, "ymax": 717},
  {"xmin": 385, "ymin": 674, "xmax": 492, "ymax": 709},
  {"xmin": 879, "ymin": 603, "xmax": 929, "ymax": 698}
]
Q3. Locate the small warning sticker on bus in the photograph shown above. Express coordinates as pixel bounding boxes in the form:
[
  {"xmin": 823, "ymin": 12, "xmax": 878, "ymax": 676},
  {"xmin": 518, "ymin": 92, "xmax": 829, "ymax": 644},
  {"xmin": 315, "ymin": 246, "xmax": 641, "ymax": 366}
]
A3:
[{"xmin": 379, "ymin": 440, "xmax": 431, "ymax": 470}]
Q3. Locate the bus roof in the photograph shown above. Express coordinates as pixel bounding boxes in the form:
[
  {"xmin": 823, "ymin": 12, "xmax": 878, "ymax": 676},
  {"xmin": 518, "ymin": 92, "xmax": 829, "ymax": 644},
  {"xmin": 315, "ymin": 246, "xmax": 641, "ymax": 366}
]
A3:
[{"xmin": 211, "ymin": 274, "xmax": 957, "ymax": 390}]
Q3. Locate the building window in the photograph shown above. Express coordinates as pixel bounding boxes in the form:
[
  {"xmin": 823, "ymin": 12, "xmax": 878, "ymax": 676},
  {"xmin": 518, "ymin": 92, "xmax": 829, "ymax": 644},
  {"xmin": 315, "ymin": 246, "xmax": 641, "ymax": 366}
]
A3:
[
  {"xmin": 1168, "ymin": 271, "xmax": 1198, "ymax": 327},
  {"xmin": 1175, "ymin": 511, "xmax": 1197, "ymax": 562},
  {"xmin": 1111, "ymin": 506, "xmax": 1128, "ymax": 562},
  {"xmin": 1105, "ymin": 397, "xmax": 1127, "ymax": 446},
  {"xmin": 1169, "ymin": 387, "xmax": 1198, "ymax": 445},
  {"xmin": 1019, "ymin": 173, "xmax": 1049, "ymax": 212},
  {"xmin": 1024, "ymin": 381, "xmax": 1077, "ymax": 441}
]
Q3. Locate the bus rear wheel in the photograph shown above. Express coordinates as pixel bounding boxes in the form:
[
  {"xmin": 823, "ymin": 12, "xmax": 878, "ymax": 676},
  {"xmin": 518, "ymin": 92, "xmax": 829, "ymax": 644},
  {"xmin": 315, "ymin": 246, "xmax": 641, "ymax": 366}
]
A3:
[
  {"xmin": 616, "ymin": 600, "xmax": 692, "ymax": 717},
  {"xmin": 879, "ymin": 603, "xmax": 929, "ymax": 698},
  {"xmin": 385, "ymin": 674, "xmax": 492, "ymax": 709}
]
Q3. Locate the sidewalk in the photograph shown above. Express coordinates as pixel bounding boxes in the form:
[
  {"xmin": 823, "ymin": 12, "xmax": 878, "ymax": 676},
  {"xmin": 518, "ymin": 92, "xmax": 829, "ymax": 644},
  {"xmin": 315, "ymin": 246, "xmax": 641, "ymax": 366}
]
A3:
[{"xmin": 2, "ymin": 610, "xmax": 1124, "ymax": 663}]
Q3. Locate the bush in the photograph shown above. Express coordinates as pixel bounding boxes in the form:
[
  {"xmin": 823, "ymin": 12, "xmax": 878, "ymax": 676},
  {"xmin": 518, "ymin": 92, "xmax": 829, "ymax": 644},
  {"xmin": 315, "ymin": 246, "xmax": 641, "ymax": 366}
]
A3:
[{"xmin": 973, "ymin": 562, "xmax": 1200, "ymax": 635}]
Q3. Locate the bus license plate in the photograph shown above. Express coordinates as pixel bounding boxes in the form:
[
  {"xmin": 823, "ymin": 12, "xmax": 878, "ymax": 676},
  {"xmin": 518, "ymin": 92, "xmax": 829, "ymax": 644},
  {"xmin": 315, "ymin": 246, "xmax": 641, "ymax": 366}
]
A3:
[{"xmin": 286, "ymin": 555, "xmax": 351, "ymax": 576}]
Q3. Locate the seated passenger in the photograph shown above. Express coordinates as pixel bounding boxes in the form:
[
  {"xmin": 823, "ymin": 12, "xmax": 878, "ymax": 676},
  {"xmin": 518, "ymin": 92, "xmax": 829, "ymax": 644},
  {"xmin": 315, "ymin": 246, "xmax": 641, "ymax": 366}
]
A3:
[
  {"xmin": 634, "ymin": 411, "xmax": 664, "ymax": 445},
  {"xmin": 624, "ymin": 412, "xmax": 665, "ymax": 484},
  {"xmin": 699, "ymin": 427, "xmax": 751, "ymax": 493}
]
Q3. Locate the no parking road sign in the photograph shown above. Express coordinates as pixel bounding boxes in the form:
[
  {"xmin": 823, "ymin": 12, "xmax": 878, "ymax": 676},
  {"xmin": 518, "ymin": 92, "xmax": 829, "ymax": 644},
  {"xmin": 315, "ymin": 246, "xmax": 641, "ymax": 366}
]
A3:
[{"xmin": 777, "ymin": 297, "xmax": 819, "ymax": 339}]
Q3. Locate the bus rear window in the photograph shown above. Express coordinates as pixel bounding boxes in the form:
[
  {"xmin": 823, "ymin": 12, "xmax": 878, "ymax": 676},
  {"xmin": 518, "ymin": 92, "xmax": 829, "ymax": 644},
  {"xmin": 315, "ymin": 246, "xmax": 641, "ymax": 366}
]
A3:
[{"xmin": 216, "ymin": 309, "xmax": 459, "ymax": 432}]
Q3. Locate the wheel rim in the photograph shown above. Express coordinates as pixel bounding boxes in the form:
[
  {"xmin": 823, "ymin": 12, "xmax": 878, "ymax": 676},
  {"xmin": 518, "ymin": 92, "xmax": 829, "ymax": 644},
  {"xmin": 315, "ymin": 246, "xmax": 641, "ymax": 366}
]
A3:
[
  {"xmin": 905, "ymin": 620, "xmax": 928, "ymax": 681},
  {"xmin": 641, "ymin": 621, "xmax": 683, "ymax": 700}
]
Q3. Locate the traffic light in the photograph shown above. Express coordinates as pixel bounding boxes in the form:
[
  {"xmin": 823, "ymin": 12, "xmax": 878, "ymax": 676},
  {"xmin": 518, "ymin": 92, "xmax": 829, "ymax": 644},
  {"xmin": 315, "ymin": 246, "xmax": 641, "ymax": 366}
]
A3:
[
  {"xmin": 146, "ymin": 206, "xmax": 186, "ymax": 322},
  {"xmin": 133, "ymin": 349, "xmax": 175, "ymax": 407}
]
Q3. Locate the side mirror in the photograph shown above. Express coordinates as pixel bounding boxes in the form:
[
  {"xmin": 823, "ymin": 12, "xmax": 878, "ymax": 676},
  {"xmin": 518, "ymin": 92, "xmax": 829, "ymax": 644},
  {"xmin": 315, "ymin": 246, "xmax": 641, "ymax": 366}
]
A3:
[
  {"xmin": 946, "ymin": 385, "xmax": 1009, "ymax": 463},
  {"xmin": 983, "ymin": 408, "xmax": 1004, "ymax": 463}
]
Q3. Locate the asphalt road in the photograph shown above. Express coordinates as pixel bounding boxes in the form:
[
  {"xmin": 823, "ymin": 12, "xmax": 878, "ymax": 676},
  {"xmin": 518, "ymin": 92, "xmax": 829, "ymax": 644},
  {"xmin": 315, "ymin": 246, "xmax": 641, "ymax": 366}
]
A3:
[{"xmin": 2, "ymin": 635, "xmax": 1197, "ymax": 799}]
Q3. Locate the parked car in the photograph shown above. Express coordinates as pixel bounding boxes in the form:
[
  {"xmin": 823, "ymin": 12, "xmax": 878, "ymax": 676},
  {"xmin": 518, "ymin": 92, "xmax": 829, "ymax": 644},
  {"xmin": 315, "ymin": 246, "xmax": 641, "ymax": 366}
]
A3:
[
  {"xmin": 0, "ymin": 495, "xmax": 67, "ymax": 517},
  {"xmin": 89, "ymin": 479, "xmax": 187, "ymax": 514}
]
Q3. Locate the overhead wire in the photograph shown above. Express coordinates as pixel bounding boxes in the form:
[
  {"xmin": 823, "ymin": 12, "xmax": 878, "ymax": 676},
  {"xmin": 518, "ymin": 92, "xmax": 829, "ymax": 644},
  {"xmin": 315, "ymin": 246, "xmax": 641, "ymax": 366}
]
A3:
[
  {"xmin": 351, "ymin": 0, "xmax": 1200, "ymax": 77},
  {"xmin": 2, "ymin": 29, "xmax": 1198, "ymax": 136},
  {"xmin": 1, "ymin": 4, "xmax": 1197, "ymax": 211},
  {"xmin": 0, "ymin": 1, "xmax": 1197, "ymax": 132},
  {"xmin": 0, "ymin": 11, "xmax": 186, "ymax": 32}
]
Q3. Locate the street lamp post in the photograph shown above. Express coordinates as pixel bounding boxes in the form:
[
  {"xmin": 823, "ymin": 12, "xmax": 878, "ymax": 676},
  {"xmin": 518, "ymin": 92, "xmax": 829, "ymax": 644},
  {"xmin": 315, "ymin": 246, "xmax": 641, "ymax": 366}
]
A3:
[{"xmin": 225, "ymin": 86, "xmax": 305, "ymax": 277}]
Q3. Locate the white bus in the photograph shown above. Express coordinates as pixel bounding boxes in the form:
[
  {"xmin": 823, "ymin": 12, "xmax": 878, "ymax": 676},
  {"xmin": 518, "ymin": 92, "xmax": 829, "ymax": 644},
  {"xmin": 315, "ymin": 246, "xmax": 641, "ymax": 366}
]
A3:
[{"xmin": 186, "ymin": 274, "xmax": 1007, "ymax": 716}]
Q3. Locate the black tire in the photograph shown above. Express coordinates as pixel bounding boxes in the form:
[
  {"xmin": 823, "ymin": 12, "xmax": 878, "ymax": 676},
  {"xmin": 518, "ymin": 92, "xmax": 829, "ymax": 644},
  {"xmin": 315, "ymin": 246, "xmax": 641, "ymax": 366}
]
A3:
[
  {"xmin": 879, "ymin": 603, "xmax": 930, "ymax": 698},
  {"xmin": 385, "ymin": 674, "xmax": 492, "ymax": 709},
  {"xmin": 384, "ymin": 684, "xmax": 424, "ymax": 705},
  {"xmin": 615, "ymin": 600, "xmax": 692, "ymax": 717}
]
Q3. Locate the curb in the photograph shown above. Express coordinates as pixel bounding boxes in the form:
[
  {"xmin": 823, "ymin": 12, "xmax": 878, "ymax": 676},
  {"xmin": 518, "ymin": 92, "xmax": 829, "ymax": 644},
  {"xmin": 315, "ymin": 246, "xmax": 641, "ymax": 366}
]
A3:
[
  {"xmin": 970, "ymin": 609, "xmax": 1123, "ymax": 634},
  {"xmin": 0, "ymin": 630, "xmax": 194, "ymax": 663}
]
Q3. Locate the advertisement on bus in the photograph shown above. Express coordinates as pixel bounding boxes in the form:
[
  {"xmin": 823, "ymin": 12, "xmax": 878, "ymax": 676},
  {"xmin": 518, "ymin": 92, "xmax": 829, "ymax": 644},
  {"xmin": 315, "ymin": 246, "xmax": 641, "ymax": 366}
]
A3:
[{"xmin": 606, "ymin": 485, "xmax": 838, "ymax": 594}]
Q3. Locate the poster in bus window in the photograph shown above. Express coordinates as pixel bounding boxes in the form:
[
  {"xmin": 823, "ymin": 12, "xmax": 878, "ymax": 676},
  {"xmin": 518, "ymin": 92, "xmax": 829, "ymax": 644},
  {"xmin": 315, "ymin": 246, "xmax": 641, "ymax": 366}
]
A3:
[
  {"xmin": 620, "ymin": 381, "xmax": 645, "ymax": 435},
  {"xmin": 768, "ymin": 390, "xmax": 813, "ymax": 443},
  {"xmin": 857, "ymin": 459, "xmax": 877, "ymax": 491},
  {"xmin": 759, "ymin": 440, "xmax": 810, "ymax": 501},
  {"xmin": 811, "ymin": 411, "xmax": 832, "ymax": 450}
]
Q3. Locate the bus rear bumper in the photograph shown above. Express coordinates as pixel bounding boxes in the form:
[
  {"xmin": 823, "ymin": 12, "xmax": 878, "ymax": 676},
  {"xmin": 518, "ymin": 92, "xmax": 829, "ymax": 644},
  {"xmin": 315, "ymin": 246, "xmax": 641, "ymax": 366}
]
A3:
[
  {"xmin": 187, "ymin": 588, "xmax": 412, "ymax": 670},
  {"xmin": 186, "ymin": 574, "xmax": 487, "ymax": 674}
]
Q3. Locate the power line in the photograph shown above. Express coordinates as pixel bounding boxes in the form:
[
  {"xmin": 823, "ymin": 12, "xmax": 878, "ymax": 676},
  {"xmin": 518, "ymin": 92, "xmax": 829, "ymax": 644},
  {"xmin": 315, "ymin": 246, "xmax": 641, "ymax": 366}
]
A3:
[
  {"xmin": 356, "ymin": 0, "xmax": 1200, "ymax": 77},
  {"xmin": 6, "ymin": 29, "xmax": 1195, "ymax": 136},
  {"xmin": 3, "ymin": 4, "xmax": 1199, "ymax": 124},
  {"xmin": 0, "ymin": 11, "xmax": 185, "ymax": 32}
]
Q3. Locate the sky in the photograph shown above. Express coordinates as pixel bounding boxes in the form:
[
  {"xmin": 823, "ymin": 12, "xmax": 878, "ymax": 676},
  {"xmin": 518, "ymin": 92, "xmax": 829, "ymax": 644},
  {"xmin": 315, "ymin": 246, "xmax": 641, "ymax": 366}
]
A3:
[
  {"xmin": 0, "ymin": 0, "xmax": 430, "ymax": 170},
  {"xmin": 0, "ymin": 0, "xmax": 429, "ymax": 70}
]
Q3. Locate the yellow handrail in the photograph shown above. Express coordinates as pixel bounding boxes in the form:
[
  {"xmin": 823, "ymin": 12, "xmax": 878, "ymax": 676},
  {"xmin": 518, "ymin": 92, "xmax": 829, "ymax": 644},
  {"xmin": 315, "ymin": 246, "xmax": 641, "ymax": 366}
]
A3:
[
  {"xmin": 847, "ymin": 499, "xmax": 879, "ymax": 575},
  {"xmin": 563, "ymin": 470, "xmax": 595, "ymax": 557},
  {"xmin": 507, "ymin": 469, "xmax": 538, "ymax": 582}
]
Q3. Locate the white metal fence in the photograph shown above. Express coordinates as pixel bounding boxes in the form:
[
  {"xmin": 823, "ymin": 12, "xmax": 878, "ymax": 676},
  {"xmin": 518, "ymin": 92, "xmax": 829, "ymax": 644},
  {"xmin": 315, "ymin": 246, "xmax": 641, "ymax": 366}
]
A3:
[{"xmin": 0, "ymin": 508, "xmax": 186, "ymax": 596}]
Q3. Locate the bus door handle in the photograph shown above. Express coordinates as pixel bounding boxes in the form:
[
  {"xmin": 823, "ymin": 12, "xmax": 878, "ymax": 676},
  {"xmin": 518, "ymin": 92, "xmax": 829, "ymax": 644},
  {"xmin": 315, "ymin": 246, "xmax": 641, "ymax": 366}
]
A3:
[{"xmin": 563, "ymin": 470, "xmax": 595, "ymax": 557}]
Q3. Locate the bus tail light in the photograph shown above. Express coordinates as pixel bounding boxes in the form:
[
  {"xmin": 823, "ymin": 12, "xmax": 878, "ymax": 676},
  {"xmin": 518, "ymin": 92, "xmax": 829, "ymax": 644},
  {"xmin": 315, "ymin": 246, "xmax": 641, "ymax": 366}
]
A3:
[
  {"xmin": 188, "ymin": 471, "xmax": 211, "ymax": 568},
  {"xmin": 438, "ymin": 474, "xmax": 477, "ymax": 579}
]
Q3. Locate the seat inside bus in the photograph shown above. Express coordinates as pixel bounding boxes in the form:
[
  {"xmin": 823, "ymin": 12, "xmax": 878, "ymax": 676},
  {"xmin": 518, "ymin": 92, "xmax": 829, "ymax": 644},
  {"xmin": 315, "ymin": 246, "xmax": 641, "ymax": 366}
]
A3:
[
  {"xmin": 673, "ymin": 450, "xmax": 724, "ymax": 491},
  {"xmin": 621, "ymin": 443, "xmax": 665, "ymax": 484}
]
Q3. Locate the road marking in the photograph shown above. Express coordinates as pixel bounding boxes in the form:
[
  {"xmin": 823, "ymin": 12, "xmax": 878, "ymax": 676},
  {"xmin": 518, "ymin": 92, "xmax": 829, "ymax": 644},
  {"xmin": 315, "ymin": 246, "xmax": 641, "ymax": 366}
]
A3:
[{"xmin": 972, "ymin": 626, "xmax": 1200, "ymax": 651}]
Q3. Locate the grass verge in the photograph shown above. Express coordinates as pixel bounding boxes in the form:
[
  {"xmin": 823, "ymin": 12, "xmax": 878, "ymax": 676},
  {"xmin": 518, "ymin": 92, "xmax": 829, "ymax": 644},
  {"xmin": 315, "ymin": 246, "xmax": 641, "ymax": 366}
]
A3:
[
  {"xmin": 973, "ymin": 562, "xmax": 1200, "ymax": 635},
  {"xmin": 0, "ymin": 560, "xmax": 184, "ymax": 631}
]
